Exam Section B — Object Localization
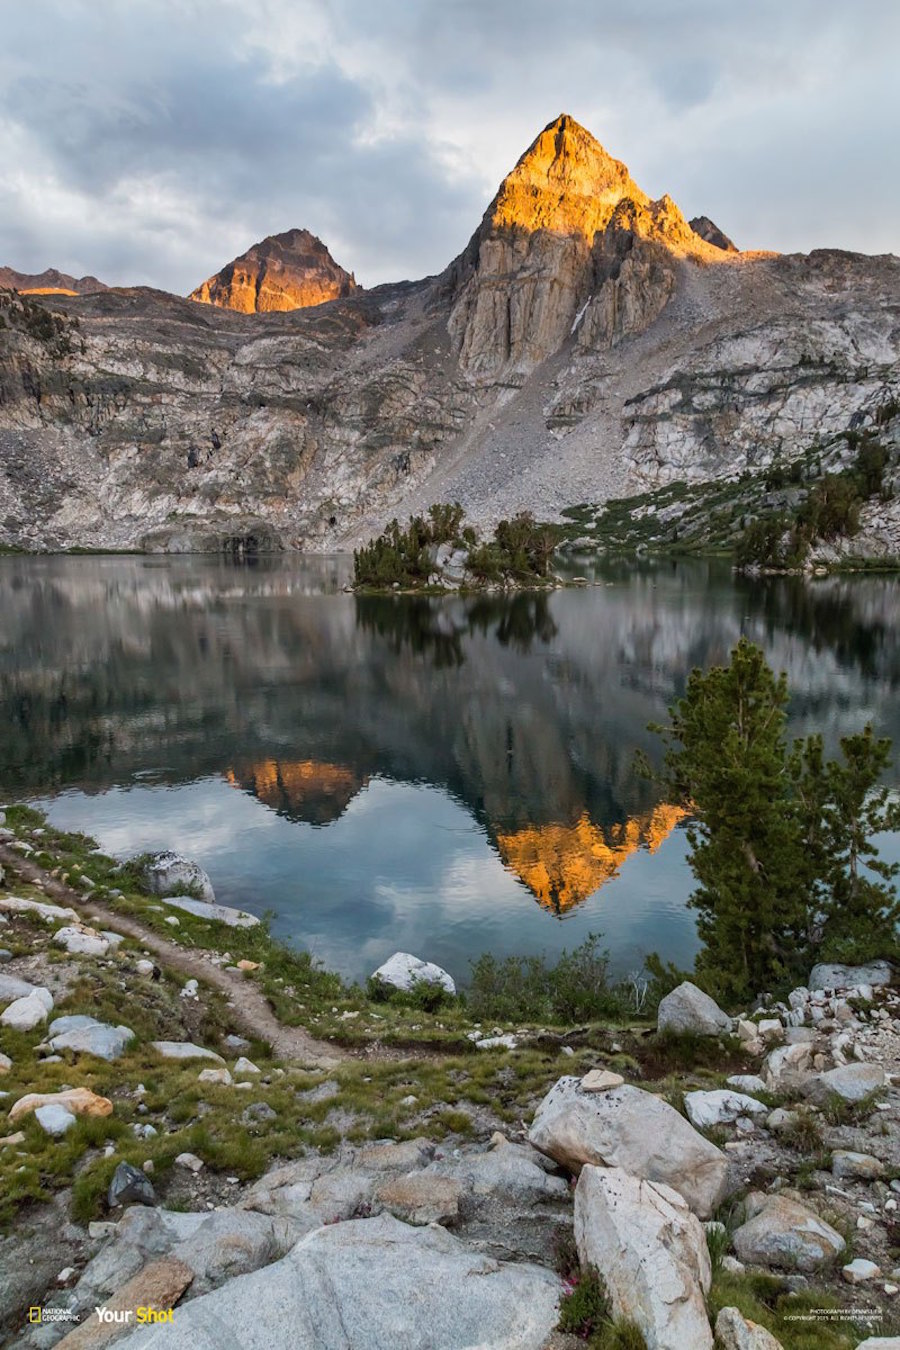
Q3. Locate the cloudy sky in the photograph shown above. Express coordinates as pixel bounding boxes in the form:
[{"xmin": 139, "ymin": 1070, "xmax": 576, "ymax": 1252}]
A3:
[{"xmin": 1, "ymin": 0, "xmax": 897, "ymax": 292}]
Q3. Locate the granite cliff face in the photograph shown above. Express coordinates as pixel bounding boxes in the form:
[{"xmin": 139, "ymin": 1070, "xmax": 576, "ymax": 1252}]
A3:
[
  {"xmin": 190, "ymin": 228, "xmax": 358, "ymax": 314},
  {"xmin": 0, "ymin": 114, "xmax": 898, "ymax": 553}
]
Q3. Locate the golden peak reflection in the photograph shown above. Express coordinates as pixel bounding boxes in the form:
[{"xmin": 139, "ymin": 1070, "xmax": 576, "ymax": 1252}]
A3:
[
  {"xmin": 496, "ymin": 804, "xmax": 687, "ymax": 913},
  {"xmin": 227, "ymin": 759, "xmax": 367, "ymax": 826}
]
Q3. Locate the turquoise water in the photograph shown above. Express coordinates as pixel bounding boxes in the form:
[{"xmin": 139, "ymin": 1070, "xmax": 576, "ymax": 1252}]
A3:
[{"xmin": 1, "ymin": 554, "xmax": 897, "ymax": 986}]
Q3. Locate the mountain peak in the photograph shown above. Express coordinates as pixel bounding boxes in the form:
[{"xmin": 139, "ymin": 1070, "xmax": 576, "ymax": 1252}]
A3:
[
  {"xmin": 190, "ymin": 229, "xmax": 358, "ymax": 314},
  {"xmin": 488, "ymin": 115, "xmax": 649, "ymax": 239}
]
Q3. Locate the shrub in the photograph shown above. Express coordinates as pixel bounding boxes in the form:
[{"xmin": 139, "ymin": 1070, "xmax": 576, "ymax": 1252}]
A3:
[{"xmin": 466, "ymin": 935, "xmax": 627, "ymax": 1023}]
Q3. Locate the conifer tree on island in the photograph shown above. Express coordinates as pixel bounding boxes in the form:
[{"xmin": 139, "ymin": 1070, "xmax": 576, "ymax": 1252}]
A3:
[{"xmin": 652, "ymin": 637, "xmax": 900, "ymax": 1004}]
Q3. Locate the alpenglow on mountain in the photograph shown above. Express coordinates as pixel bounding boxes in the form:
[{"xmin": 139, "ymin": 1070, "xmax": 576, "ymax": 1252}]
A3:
[
  {"xmin": 0, "ymin": 113, "xmax": 897, "ymax": 555},
  {"xmin": 189, "ymin": 228, "xmax": 358, "ymax": 314}
]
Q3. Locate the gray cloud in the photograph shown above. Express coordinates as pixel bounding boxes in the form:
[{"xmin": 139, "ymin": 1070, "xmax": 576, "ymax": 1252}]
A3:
[{"xmin": 0, "ymin": 0, "xmax": 897, "ymax": 291}]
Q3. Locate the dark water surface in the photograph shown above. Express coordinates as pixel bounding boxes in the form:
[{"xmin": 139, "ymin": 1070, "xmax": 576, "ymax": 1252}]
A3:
[{"xmin": 1, "ymin": 554, "xmax": 897, "ymax": 986}]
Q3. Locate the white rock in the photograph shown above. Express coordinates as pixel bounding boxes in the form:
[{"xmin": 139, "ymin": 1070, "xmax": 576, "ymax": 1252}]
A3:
[
  {"xmin": 714, "ymin": 1306, "xmax": 784, "ymax": 1349},
  {"xmin": 0, "ymin": 989, "xmax": 53, "ymax": 1030},
  {"xmin": 580, "ymin": 1070, "xmax": 624, "ymax": 1092},
  {"xmin": 49, "ymin": 1019, "xmax": 134, "ymax": 1061},
  {"xmin": 843, "ymin": 1258, "xmax": 881, "ymax": 1284},
  {"xmin": 152, "ymin": 1041, "xmax": 225, "ymax": 1064},
  {"xmin": 181, "ymin": 979, "xmax": 199, "ymax": 999},
  {"xmin": 726, "ymin": 1075, "xmax": 767, "ymax": 1095},
  {"xmin": 732, "ymin": 1193, "xmax": 845, "ymax": 1271},
  {"xmin": 136, "ymin": 959, "xmax": 156, "ymax": 975},
  {"xmin": 657, "ymin": 981, "xmax": 731, "ymax": 1037},
  {"xmin": 53, "ymin": 924, "xmax": 110, "ymax": 956},
  {"xmin": 757, "ymin": 1018, "xmax": 783, "ymax": 1044},
  {"xmin": 35, "ymin": 1103, "xmax": 77, "ymax": 1136},
  {"xmin": 0, "ymin": 1052, "xmax": 11, "ymax": 1073},
  {"xmin": 0, "ymin": 895, "xmax": 77, "ymax": 922},
  {"xmin": 114, "ymin": 1213, "xmax": 560, "ymax": 1350},
  {"xmin": 175, "ymin": 1152, "xmax": 205, "ymax": 1173},
  {"xmin": 0, "ymin": 972, "xmax": 40, "ymax": 1004},
  {"xmin": 808, "ymin": 961, "xmax": 892, "ymax": 991},
  {"xmin": 475, "ymin": 1034, "xmax": 518, "ymax": 1050},
  {"xmin": 788, "ymin": 987, "xmax": 810, "ymax": 1010},
  {"xmin": 684, "ymin": 1090, "xmax": 767, "ymax": 1130},
  {"xmin": 370, "ymin": 951, "xmax": 456, "ymax": 996},
  {"xmin": 164, "ymin": 916, "xmax": 180, "ymax": 927},
  {"xmin": 575, "ymin": 1165, "xmax": 712, "ymax": 1350},
  {"xmin": 144, "ymin": 852, "xmax": 216, "ymax": 904},
  {"xmin": 528, "ymin": 1077, "xmax": 729, "ymax": 1218},
  {"xmin": 802, "ymin": 1063, "xmax": 885, "ymax": 1103},
  {"xmin": 198, "ymin": 1067, "xmax": 232, "ymax": 1086},
  {"xmin": 233, "ymin": 1056, "xmax": 260, "ymax": 1076},
  {"xmin": 762, "ymin": 1042, "xmax": 813, "ymax": 1089},
  {"xmin": 164, "ymin": 895, "xmax": 259, "ymax": 927}
]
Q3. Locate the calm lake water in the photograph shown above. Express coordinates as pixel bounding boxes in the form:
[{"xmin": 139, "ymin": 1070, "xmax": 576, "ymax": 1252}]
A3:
[{"xmin": 1, "ymin": 554, "xmax": 897, "ymax": 986}]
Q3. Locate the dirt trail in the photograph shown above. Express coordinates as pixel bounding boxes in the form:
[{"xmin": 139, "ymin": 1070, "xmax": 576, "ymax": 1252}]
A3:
[{"xmin": 0, "ymin": 844, "xmax": 346, "ymax": 1068}]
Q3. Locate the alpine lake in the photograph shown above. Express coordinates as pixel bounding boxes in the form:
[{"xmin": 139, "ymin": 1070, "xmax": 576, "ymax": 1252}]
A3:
[{"xmin": 1, "ymin": 553, "xmax": 897, "ymax": 988}]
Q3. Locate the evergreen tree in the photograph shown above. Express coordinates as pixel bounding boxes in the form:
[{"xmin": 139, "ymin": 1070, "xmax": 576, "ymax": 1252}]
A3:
[
  {"xmin": 653, "ymin": 638, "xmax": 810, "ymax": 1002},
  {"xmin": 653, "ymin": 639, "xmax": 900, "ymax": 1003}
]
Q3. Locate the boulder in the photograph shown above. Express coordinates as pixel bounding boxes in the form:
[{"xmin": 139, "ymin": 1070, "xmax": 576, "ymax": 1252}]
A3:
[
  {"xmin": 198, "ymin": 1067, "xmax": 232, "ymax": 1086},
  {"xmin": 0, "ymin": 971, "xmax": 39, "ymax": 1003},
  {"xmin": 575, "ymin": 1165, "xmax": 712, "ymax": 1350},
  {"xmin": 108, "ymin": 1161, "xmax": 157, "ymax": 1208},
  {"xmin": 34, "ymin": 1103, "xmax": 77, "ymax": 1136},
  {"xmin": 143, "ymin": 851, "xmax": 215, "ymax": 904},
  {"xmin": 163, "ymin": 895, "xmax": 259, "ymax": 927},
  {"xmin": 715, "ymin": 1306, "xmax": 784, "ymax": 1349},
  {"xmin": 115, "ymin": 1213, "xmax": 561, "ymax": 1350},
  {"xmin": 842, "ymin": 1258, "xmax": 881, "ymax": 1284},
  {"xmin": 802, "ymin": 1062, "xmax": 885, "ymax": 1103},
  {"xmin": 726, "ymin": 1075, "xmax": 767, "ymax": 1095},
  {"xmin": 832, "ymin": 1150, "xmax": 884, "ymax": 1181},
  {"xmin": 49, "ymin": 1017, "xmax": 135, "ymax": 1061},
  {"xmin": 151, "ymin": 1041, "xmax": 226, "ymax": 1064},
  {"xmin": 374, "ymin": 1173, "xmax": 464, "ymax": 1225},
  {"xmin": 762, "ymin": 1042, "xmax": 813, "ymax": 1090},
  {"xmin": 0, "ymin": 987, "xmax": 53, "ymax": 1030},
  {"xmin": 808, "ymin": 961, "xmax": 892, "ymax": 991},
  {"xmin": 53, "ymin": 924, "xmax": 110, "ymax": 957},
  {"xmin": 732, "ymin": 1193, "xmax": 845, "ymax": 1271},
  {"xmin": 657, "ymin": 981, "xmax": 732, "ymax": 1036},
  {"xmin": 0, "ymin": 894, "xmax": 77, "ymax": 922},
  {"xmin": 0, "ymin": 1052, "xmax": 11, "ymax": 1074},
  {"xmin": 171, "ymin": 1210, "xmax": 303, "ymax": 1295},
  {"xmin": 684, "ymin": 1090, "xmax": 767, "ymax": 1130},
  {"xmin": 528, "ymin": 1077, "xmax": 730, "ymax": 1217},
  {"xmin": 233, "ymin": 1056, "xmax": 260, "ymax": 1076},
  {"xmin": 10, "ymin": 1086, "xmax": 112, "ymax": 1124},
  {"xmin": 370, "ymin": 951, "xmax": 456, "ymax": 996}
]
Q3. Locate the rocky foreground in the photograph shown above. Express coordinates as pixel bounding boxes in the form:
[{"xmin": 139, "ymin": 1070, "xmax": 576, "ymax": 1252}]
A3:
[{"xmin": 0, "ymin": 808, "xmax": 899, "ymax": 1349}]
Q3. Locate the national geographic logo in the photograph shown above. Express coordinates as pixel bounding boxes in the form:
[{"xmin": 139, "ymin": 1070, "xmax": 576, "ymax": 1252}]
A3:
[{"xmin": 27, "ymin": 1307, "xmax": 78, "ymax": 1325}]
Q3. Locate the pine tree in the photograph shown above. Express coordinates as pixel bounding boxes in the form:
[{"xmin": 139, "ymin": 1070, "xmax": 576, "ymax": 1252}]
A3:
[
  {"xmin": 653, "ymin": 639, "xmax": 900, "ymax": 1003},
  {"xmin": 653, "ymin": 638, "xmax": 810, "ymax": 1002}
]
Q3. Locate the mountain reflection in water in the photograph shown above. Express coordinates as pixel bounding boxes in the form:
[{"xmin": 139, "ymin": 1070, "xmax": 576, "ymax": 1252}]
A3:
[{"xmin": 1, "ymin": 553, "xmax": 897, "ymax": 984}]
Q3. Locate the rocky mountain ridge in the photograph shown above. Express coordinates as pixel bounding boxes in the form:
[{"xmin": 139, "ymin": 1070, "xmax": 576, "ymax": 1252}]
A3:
[
  {"xmin": 0, "ymin": 266, "xmax": 108, "ymax": 296},
  {"xmin": 0, "ymin": 114, "xmax": 898, "ymax": 554},
  {"xmin": 189, "ymin": 227, "xmax": 358, "ymax": 314}
]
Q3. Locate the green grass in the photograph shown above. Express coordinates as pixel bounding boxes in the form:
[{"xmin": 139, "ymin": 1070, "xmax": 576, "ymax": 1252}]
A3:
[{"xmin": 708, "ymin": 1269, "xmax": 868, "ymax": 1350}]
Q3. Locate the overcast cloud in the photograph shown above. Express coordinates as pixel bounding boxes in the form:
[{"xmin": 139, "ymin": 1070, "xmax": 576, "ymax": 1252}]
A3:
[{"xmin": 1, "ymin": 0, "xmax": 897, "ymax": 291}]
